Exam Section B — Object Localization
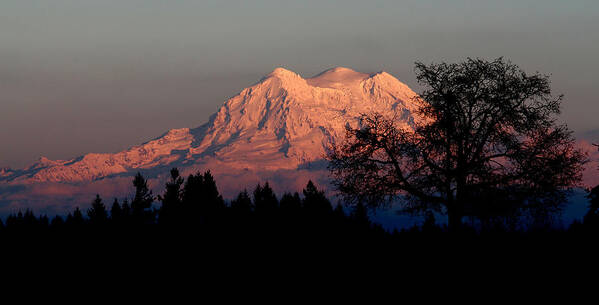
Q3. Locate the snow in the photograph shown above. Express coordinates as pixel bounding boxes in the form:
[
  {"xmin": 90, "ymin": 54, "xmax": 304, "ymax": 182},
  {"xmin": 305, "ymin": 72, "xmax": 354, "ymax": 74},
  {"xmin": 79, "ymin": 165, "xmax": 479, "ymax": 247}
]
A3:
[
  {"xmin": 0, "ymin": 67, "xmax": 422, "ymax": 185},
  {"xmin": 1, "ymin": 66, "xmax": 597, "ymax": 213},
  {"xmin": 188, "ymin": 66, "xmax": 421, "ymax": 171}
]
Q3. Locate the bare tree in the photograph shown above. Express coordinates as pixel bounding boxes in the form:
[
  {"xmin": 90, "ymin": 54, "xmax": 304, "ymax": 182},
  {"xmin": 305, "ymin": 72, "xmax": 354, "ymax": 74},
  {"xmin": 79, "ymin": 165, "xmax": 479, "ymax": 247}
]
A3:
[{"xmin": 328, "ymin": 58, "xmax": 586, "ymax": 230}]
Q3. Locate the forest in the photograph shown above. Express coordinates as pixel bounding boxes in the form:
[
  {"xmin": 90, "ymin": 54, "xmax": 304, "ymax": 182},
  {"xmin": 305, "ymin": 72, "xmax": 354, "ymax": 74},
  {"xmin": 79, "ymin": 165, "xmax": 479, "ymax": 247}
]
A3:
[{"xmin": 1, "ymin": 168, "xmax": 598, "ymax": 249}]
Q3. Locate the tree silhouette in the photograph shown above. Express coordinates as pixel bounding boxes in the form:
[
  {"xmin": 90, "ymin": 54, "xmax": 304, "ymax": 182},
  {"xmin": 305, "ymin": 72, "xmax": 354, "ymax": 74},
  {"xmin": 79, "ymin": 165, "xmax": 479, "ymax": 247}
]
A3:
[
  {"xmin": 23, "ymin": 209, "xmax": 37, "ymax": 228},
  {"xmin": 158, "ymin": 168, "xmax": 184, "ymax": 224},
  {"xmin": 253, "ymin": 182, "xmax": 278, "ymax": 215},
  {"xmin": 131, "ymin": 172, "xmax": 155, "ymax": 224},
  {"xmin": 182, "ymin": 172, "xmax": 203, "ymax": 220},
  {"xmin": 231, "ymin": 189, "xmax": 253, "ymax": 214},
  {"xmin": 66, "ymin": 207, "xmax": 85, "ymax": 227},
  {"xmin": 5, "ymin": 213, "xmax": 20, "ymax": 229},
  {"xmin": 302, "ymin": 180, "xmax": 332, "ymax": 217},
  {"xmin": 3, "ymin": 164, "xmax": 594, "ymax": 246},
  {"xmin": 88, "ymin": 194, "xmax": 108, "ymax": 226},
  {"xmin": 121, "ymin": 199, "xmax": 131, "ymax": 220},
  {"xmin": 50, "ymin": 215, "xmax": 64, "ymax": 229},
  {"xmin": 230, "ymin": 189, "xmax": 253, "ymax": 231},
  {"xmin": 328, "ymin": 58, "xmax": 586, "ymax": 230},
  {"xmin": 280, "ymin": 192, "xmax": 301, "ymax": 216},
  {"xmin": 38, "ymin": 214, "xmax": 49, "ymax": 228},
  {"xmin": 201, "ymin": 171, "xmax": 225, "ymax": 215},
  {"xmin": 178, "ymin": 170, "xmax": 226, "ymax": 225},
  {"xmin": 110, "ymin": 198, "xmax": 122, "ymax": 224}
]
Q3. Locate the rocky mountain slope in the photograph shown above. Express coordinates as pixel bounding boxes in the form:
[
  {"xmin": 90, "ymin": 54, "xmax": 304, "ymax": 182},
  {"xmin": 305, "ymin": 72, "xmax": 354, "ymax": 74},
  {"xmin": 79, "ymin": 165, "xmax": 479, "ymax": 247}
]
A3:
[{"xmin": 0, "ymin": 67, "xmax": 420, "ymax": 186}]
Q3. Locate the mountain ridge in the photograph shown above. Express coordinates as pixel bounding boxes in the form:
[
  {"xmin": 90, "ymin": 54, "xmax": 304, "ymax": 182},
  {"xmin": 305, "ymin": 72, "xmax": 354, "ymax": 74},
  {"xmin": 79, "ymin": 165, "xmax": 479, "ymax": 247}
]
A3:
[{"xmin": 0, "ymin": 66, "xmax": 421, "ymax": 185}]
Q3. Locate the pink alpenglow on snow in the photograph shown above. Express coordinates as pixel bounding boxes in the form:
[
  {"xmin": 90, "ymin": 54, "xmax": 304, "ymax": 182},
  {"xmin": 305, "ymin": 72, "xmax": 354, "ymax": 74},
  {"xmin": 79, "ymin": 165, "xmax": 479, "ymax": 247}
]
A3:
[
  {"xmin": 1, "ymin": 67, "xmax": 596, "ymax": 214},
  {"xmin": 0, "ymin": 67, "xmax": 420, "ymax": 207}
]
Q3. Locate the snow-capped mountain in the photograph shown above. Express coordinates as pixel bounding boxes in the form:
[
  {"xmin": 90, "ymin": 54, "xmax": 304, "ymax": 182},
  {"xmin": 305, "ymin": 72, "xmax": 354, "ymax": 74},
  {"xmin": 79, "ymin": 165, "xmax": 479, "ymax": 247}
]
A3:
[
  {"xmin": 0, "ymin": 67, "xmax": 420, "ymax": 186},
  {"xmin": 1, "ymin": 66, "xmax": 597, "ymax": 217}
]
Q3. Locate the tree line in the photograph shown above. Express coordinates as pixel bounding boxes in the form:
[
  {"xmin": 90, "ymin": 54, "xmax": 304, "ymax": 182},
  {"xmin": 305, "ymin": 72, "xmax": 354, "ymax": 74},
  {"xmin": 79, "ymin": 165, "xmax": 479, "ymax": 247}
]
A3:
[
  {"xmin": 1, "ymin": 167, "xmax": 599, "ymax": 241},
  {"xmin": 0, "ymin": 169, "xmax": 390, "ymax": 246}
]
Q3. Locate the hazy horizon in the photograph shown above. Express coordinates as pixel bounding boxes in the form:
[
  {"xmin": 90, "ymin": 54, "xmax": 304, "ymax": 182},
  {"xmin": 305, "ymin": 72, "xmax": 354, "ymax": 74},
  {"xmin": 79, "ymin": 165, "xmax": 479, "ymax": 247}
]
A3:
[{"xmin": 2, "ymin": 0, "xmax": 598, "ymax": 168}]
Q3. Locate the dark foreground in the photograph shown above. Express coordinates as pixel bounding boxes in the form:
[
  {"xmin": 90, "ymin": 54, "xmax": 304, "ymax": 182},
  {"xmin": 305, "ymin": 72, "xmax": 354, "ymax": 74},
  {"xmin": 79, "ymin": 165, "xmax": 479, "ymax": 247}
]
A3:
[{"xmin": 2, "ymin": 171, "xmax": 599, "ymax": 273}]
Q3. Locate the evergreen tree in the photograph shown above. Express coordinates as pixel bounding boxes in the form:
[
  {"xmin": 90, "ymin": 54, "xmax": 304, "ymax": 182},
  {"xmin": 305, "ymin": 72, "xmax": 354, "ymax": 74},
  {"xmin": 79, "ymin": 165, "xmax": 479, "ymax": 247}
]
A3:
[
  {"xmin": 71, "ymin": 207, "xmax": 85, "ymax": 226},
  {"xmin": 110, "ymin": 198, "xmax": 122, "ymax": 224},
  {"xmin": 15, "ymin": 211, "xmax": 24, "ymax": 228},
  {"xmin": 131, "ymin": 172, "xmax": 155, "ymax": 224},
  {"xmin": 121, "ymin": 199, "xmax": 131, "ymax": 220},
  {"xmin": 182, "ymin": 172, "xmax": 203, "ymax": 215},
  {"xmin": 38, "ymin": 215, "xmax": 49, "ymax": 228},
  {"xmin": 253, "ymin": 182, "xmax": 278, "ymax": 215},
  {"xmin": 50, "ymin": 215, "xmax": 64, "ymax": 228},
  {"xmin": 302, "ymin": 180, "xmax": 332, "ymax": 216},
  {"xmin": 23, "ymin": 209, "xmax": 37, "ymax": 228},
  {"xmin": 5, "ymin": 213, "xmax": 20, "ymax": 229},
  {"xmin": 201, "ymin": 171, "xmax": 225, "ymax": 214},
  {"xmin": 179, "ymin": 171, "xmax": 225, "ymax": 224},
  {"xmin": 88, "ymin": 194, "xmax": 108, "ymax": 225},
  {"xmin": 158, "ymin": 168, "xmax": 184, "ymax": 224},
  {"xmin": 230, "ymin": 189, "xmax": 253, "ymax": 231},
  {"xmin": 280, "ymin": 192, "xmax": 302, "ymax": 215},
  {"xmin": 231, "ymin": 189, "xmax": 253, "ymax": 214}
]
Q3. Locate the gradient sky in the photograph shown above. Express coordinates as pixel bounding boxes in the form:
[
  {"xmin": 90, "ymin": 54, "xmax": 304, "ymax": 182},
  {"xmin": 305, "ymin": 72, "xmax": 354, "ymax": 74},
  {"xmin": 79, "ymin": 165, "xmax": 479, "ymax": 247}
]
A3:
[{"xmin": 1, "ymin": 0, "xmax": 598, "ymax": 168}]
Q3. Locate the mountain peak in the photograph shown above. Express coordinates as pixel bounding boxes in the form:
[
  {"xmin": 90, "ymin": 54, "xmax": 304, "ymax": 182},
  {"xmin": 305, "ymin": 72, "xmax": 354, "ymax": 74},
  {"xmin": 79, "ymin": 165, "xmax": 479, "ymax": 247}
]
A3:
[
  {"xmin": 369, "ymin": 70, "xmax": 395, "ymax": 80},
  {"xmin": 307, "ymin": 66, "xmax": 369, "ymax": 89},
  {"xmin": 311, "ymin": 66, "xmax": 364, "ymax": 78},
  {"xmin": 268, "ymin": 67, "xmax": 300, "ymax": 78},
  {"xmin": 322, "ymin": 66, "xmax": 356, "ymax": 73}
]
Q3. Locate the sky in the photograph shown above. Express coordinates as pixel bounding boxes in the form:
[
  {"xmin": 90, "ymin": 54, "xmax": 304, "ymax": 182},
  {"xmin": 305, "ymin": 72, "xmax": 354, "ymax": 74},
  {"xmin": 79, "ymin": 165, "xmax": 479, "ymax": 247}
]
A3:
[{"xmin": 1, "ymin": 0, "xmax": 598, "ymax": 168}]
